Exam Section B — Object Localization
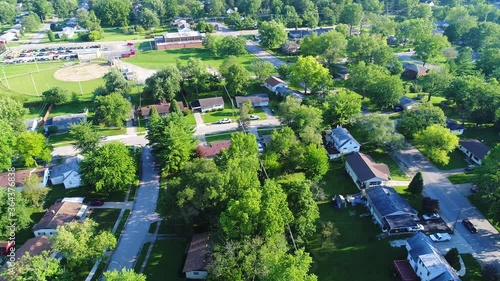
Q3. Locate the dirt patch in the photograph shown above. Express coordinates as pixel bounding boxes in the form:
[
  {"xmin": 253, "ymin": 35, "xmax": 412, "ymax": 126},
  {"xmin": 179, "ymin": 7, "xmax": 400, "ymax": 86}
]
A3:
[{"xmin": 54, "ymin": 63, "xmax": 110, "ymax": 82}]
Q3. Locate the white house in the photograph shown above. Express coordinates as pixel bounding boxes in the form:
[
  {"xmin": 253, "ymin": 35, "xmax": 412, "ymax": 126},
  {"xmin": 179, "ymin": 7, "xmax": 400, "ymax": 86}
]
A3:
[
  {"xmin": 458, "ymin": 139, "xmax": 491, "ymax": 165},
  {"xmin": 345, "ymin": 152, "xmax": 390, "ymax": 189},
  {"xmin": 50, "ymin": 155, "xmax": 84, "ymax": 189},
  {"xmin": 190, "ymin": 97, "xmax": 224, "ymax": 113},
  {"xmin": 183, "ymin": 232, "xmax": 210, "ymax": 279},
  {"xmin": 397, "ymin": 232, "xmax": 461, "ymax": 281},
  {"xmin": 324, "ymin": 126, "xmax": 361, "ymax": 159},
  {"xmin": 0, "ymin": 168, "xmax": 49, "ymax": 191},
  {"xmin": 32, "ymin": 202, "xmax": 86, "ymax": 237},
  {"xmin": 264, "ymin": 76, "xmax": 287, "ymax": 93},
  {"xmin": 446, "ymin": 118, "xmax": 464, "ymax": 135},
  {"xmin": 235, "ymin": 94, "xmax": 270, "ymax": 108}
]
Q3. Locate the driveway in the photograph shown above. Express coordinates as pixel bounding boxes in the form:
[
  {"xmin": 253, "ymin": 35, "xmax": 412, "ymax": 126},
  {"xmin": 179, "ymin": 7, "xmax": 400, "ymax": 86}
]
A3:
[
  {"xmin": 107, "ymin": 147, "xmax": 160, "ymax": 271},
  {"xmin": 245, "ymin": 41, "xmax": 285, "ymax": 68},
  {"xmin": 395, "ymin": 145, "xmax": 500, "ymax": 264}
]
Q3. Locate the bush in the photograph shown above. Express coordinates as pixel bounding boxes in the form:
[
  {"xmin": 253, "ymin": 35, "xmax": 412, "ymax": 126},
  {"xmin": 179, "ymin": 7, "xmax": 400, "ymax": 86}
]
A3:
[
  {"xmin": 444, "ymin": 248, "xmax": 460, "ymax": 271},
  {"xmin": 422, "ymin": 197, "xmax": 440, "ymax": 214},
  {"xmin": 182, "ymin": 108, "xmax": 191, "ymax": 116},
  {"xmin": 47, "ymin": 126, "xmax": 59, "ymax": 134}
]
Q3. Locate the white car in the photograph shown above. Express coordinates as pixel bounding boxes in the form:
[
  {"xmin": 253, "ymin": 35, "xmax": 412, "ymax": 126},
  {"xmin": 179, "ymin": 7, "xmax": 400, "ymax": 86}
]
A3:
[
  {"xmin": 257, "ymin": 142, "xmax": 264, "ymax": 153},
  {"xmin": 410, "ymin": 224, "xmax": 424, "ymax": 231},
  {"xmin": 249, "ymin": 115, "xmax": 260, "ymax": 120},
  {"xmin": 429, "ymin": 233, "xmax": 451, "ymax": 242},
  {"xmin": 422, "ymin": 213, "xmax": 440, "ymax": 220},
  {"xmin": 218, "ymin": 118, "xmax": 231, "ymax": 124}
]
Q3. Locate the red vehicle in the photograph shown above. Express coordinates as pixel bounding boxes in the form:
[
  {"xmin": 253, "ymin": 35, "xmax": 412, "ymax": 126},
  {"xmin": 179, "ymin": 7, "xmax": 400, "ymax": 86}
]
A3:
[
  {"xmin": 130, "ymin": 51, "xmax": 136, "ymax": 56},
  {"xmin": 89, "ymin": 200, "xmax": 105, "ymax": 206},
  {"xmin": 126, "ymin": 42, "xmax": 134, "ymax": 46},
  {"xmin": 121, "ymin": 54, "xmax": 131, "ymax": 58}
]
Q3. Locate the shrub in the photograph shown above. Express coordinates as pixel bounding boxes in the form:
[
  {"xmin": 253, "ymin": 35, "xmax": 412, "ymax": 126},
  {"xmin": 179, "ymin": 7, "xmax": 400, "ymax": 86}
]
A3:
[
  {"xmin": 182, "ymin": 108, "xmax": 191, "ymax": 116},
  {"xmin": 408, "ymin": 171, "xmax": 424, "ymax": 194},
  {"xmin": 444, "ymin": 248, "xmax": 460, "ymax": 271},
  {"xmin": 47, "ymin": 126, "xmax": 59, "ymax": 134}
]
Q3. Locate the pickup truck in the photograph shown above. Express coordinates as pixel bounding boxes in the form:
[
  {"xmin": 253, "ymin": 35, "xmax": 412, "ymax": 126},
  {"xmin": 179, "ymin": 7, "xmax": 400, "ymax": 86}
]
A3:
[{"xmin": 429, "ymin": 233, "xmax": 451, "ymax": 242}]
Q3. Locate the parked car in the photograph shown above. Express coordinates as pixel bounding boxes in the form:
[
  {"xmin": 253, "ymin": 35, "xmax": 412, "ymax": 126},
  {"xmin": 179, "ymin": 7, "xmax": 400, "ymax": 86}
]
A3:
[
  {"xmin": 429, "ymin": 233, "xmax": 451, "ymax": 242},
  {"xmin": 257, "ymin": 142, "xmax": 264, "ymax": 153},
  {"xmin": 462, "ymin": 219, "xmax": 477, "ymax": 233},
  {"xmin": 470, "ymin": 186, "xmax": 478, "ymax": 193},
  {"xmin": 218, "ymin": 118, "xmax": 231, "ymax": 124},
  {"xmin": 393, "ymin": 105, "xmax": 403, "ymax": 112},
  {"xmin": 99, "ymin": 136, "xmax": 108, "ymax": 140},
  {"xmin": 422, "ymin": 213, "xmax": 440, "ymax": 220},
  {"xmin": 89, "ymin": 200, "xmax": 105, "ymax": 206},
  {"xmin": 249, "ymin": 115, "xmax": 260, "ymax": 120},
  {"xmin": 410, "ymin": 224, "xmax": 424, "ymax": 231}
]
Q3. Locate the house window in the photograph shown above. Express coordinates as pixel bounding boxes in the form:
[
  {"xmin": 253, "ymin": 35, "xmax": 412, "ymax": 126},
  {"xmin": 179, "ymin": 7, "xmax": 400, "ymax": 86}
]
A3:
[
  {"xmin": 193, "ymin": 272, "xmax": 199, "ymax": 275},
  {"xmin": 353, "ymin": 146, "xmax": 358, "ymax": 149}
]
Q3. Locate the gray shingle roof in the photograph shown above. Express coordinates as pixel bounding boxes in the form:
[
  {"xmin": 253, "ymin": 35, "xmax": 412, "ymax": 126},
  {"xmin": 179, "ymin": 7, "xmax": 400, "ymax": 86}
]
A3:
[
  {"xmin": 459, "ymin": 139, "xmax": 491, "ymax": 161},
  {"xmin": 235, "ymin": 94, "xmax": 269, "ymax": 105},
  {"xmin": 345, "ymin": 153, "xmax": 389, "ymax": 182},
  {"xmin": 50, "ymin": 155, "xmax": 83, "ymax": 179},
  {"xmin": 365, "ymin": 186, "xmax": 417, "ymax": 217},
  {"xmin": 45, "ymin": 113, "xmax": 87, "ymax": 127}
]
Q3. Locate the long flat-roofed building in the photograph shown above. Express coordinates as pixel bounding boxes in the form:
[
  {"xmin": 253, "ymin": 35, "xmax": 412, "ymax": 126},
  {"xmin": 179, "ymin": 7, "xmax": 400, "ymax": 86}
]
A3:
[{"xmin": 154, "ymin": 31, "xmax": 205, "ymax": 50}]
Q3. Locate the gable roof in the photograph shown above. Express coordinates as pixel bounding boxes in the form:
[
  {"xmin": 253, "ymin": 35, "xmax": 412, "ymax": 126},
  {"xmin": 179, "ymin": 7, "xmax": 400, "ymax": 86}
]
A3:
[
  {"xmin": 191, "ymin": 97, "xmax": 224, "ymax": 109},
  {"xmin": 50, "ymin": 155, "xmax": 83, "ymax": 179},
  {"xmin": 459, "ymin": 139, "xmax": 491, "ymax": 160},
  {"xmin": 365, "ymin": 186, "xmax": 417, "ymax": 217},
  {"xmin": 183, "ymin": 232, "xmax": 210, "ymax": 273},
  {"xmin": 15, "ymin": 236, "xmax": 52, "ymax": 260},
  {"xmin": 32, "ymin": 201, "xmax": 83, "ymax": 231},
  {"xmin": 138, "ymin": 101, "xmax": 185, "ymax": 116},
  {"xmin": 330, "ymin": 126, "xmax": 359, "ymax": 149},
  {"xmin": 446, "ymin": 118, "xmax": 464, "ymax": 131},
  {"xmin": 406, "ymin": 233, "xmax": 461, "ymax": 281},
  {"xmin": 44, "ymin": 113, "xmax": 87, "ymax": 127},
  {"xmin": 346, "ymin": 153, "xmax": 389, "ymax": 182},
  {"xmin": 399, "ymin": 96, "xmax": 420, "ymax": 108},
  {"xmin": 0, "ymin": 168, "xmax": 47, "ymax": 188},
  {"xmin": 235, "ymin": 94, "xmax": 270, "ymax": 105},
  {"xmin": 265, "ymin": 76, "xmax": 286, "ymax": 87},
  {"xmin": 196, "ymin": 141, "xmax": 231, "ymax": 158}
]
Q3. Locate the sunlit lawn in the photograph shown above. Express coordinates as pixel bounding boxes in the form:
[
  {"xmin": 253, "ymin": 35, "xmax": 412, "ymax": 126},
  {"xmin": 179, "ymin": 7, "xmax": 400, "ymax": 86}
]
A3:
[
  {"xmin": 143, "ymin": 239, "xmax": 188, "ymax": 281},
  {"xmin": 447, "ymin": 173, "xmax": 476, "ymax": 184},
  {"xmin": 89, "ymin": 208, "xmax": 121, "ymax": 232}
]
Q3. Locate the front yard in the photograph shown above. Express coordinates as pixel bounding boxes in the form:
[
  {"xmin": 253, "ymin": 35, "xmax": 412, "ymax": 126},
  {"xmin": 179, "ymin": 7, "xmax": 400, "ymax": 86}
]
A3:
[
  {"xmin": 89, "ymin": 208, "xmax": 121, "ymax": 232},
  {"xmin": 362, "ymin": 145, "xmax": 409, "ymax": 181},
  {"xmin": 201, "ymin": 104, "xmax": 267, "ymax": 124},
  {"xmin": 447, "ymin": 173, "xmax": 476, "ymax": 184}
]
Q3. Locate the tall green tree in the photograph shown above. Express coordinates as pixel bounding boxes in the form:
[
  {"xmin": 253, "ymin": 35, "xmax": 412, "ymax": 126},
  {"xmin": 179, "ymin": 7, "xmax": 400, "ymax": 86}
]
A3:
[
  {"xmin": 414, "ymin": 34, "xmax": 451, "ymax": 66},
  {"xmin": 52, "ymin": 0, "xmax": 78, "ymax": 19},
  {"xmin": 69, "ymin": 121, "xmax": 100, "ymax": 154},
  {"xmin": 29, "ymin": 0, "xmax": 53, "ymax": 21},
  {"xmin": 397, "ymin": 103, "xmax": 446, "ymax": 137},
  {"xmin": 51, "ymin": 219, "xmax": 117, "ymax": 268},
  {"xmin": 0, "ymin": 251, "xmax": 63, "ymax": 281},
  {"xmin": 339, "ymin": 3, "xmax": 363, "ymax": 36},
  {"xmin": 417, "ymin": 69, "xmax": 453, "ymax": 102},
  {"xmin": 300, "ymin": 31, "xmax": 347, "ymax": 65},
  {"xmin": 259, "ymin": 180, "xmax": 294, "ymax": 238},
  {"xmin": 278, "ymin": 96, "xmax": 323, "ymax": 145},
  {"xmin": 408, "ymin": 171, "xmax": 424, "ymax": 194},
  {"xmin": 42, "ymin": 86, "xmax": 69, "ymax": 105},
  {"xmin": 0, "ymin": 1, "xmax": 17, "ymax": 23},
  {"xmin": 80, "ymin": 142, "xmax": 137, "ymax": 194},
  {"xmin": 14, "ymin": 131, "xmax": 51, "ymax": 167},
  {"xmin": 351, "ymin": 114, "xmax": 404, "ymax": 149},
  {"xmin": 369, "ymin": 14, "xmax": 396, "ymax": 38},
  {"xmin": 139, "ymin": 8, "xmax": 160, "ymax": 29},
  {"xmin": 22, "ymin": 174, "xmax": 49, "ymax": 208},
  {"xmin": 222, "ymin": 64, "xmax": 252, "ymax": 96},
  {"xmin": 396, "ymin": 19, "xmax": 433, "ymax": 46},
  {"xmin": 103, "ymin": 69, "xmax": 131, "ymax": 96},
  {"xmin": 251, "ymin": 60, "xmax": 275, "ymax": 83},
  {"xmin": 0, "ymin": 120, "xmax": 16, "ymax": 171},
  {"xmin": 289, "ymin": 56, "xmax": 331, "ymax": 94},
  {"xmin": 92, "ymin": 0, "xmax": 132, "ymax": 26},
  {"xmin": 259, "ymin": 20, "xmax": 287, "ymax": 48},
  {"xmin": 177, "ymin": 58, "xmax": 211, "ymax": 96},
  {"xmin": 283, "ymin": 5, "xmax": 302, "ymax": 29},
  {"xmin": 369, "ymin": 75, "xmax": 404, "ymax": 109},
  {"xmin": 239, "ymin": 100, "xmax": 252, "ymax": 131},
  {"xmin": 347, "ymin": 33, "xmax": 394, "ymax": 66},
  {"xmin": 0, "ymin": 189, "xmax": 31, "ymax": 239},
  {"xmin": 472, "ymin": 144, "xmax": 500, "ymax": 223},
  {"xmin": 94, "ymin": 93, "xmax": 131, "ymax": 127},
  {"xmin": 347, "ymin": 62, "xmax": 388, "ymax": 98},
  {"xmin": 301, "ymin": 144, "xmax": 329, "ymax": 181},
  {"xmin": 22, "ymin": 12, "xmax": 41, "ymax": 32},
  {"xmin": 414, "ymin": 124, "xmax": 459, "ymax": 165},
  {"xmin": 323, "ymin": 89, "xmax": 362, "ymax": 126},
  {"xmin": 144, "ymin": 66, "xmax": 183, "ymax": 101}
]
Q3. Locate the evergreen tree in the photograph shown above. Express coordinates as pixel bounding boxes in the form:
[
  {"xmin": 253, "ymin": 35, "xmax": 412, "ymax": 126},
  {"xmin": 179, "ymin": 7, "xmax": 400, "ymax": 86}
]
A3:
[{"xmin": 408, "ymin": 171, "xmax": 424, "ymax": 194}]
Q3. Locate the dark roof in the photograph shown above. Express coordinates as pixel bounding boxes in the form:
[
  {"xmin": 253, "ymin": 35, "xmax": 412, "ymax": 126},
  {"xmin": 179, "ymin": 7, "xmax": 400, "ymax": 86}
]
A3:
[
  {"xmin": 365, "ymin": 186, "xmax": 417, "ymax": 217},
  {"xmin": 394, "ymin": 260, "xmax": 419, "ymax": 281},
  {"xmin": 235, "ymin": 94, "xmax": 269, "ymax": 105},
  {"xmin": 446, "ymin": 118, "xmax": 464, "ymax": 131},
  {"xmin": 32, "ymin": 202, "xmax": 83, "ymax": 231},
  {"xmin": 50, "ymin": 155, "xmax": 83, "ymax": 179},
  {"xmin": 345, "ymin": 153, "xmax": 389, "ymax": 182},
  {"xmin": 265, "ymin": 76, "xmax": 286, "ymax": 87},
  {"xmin": 385, "ymin": 214, "xmax": 418, "ymax": 229},
  {"xmin": 138, "ymin": 101, "xmax": 185, "ymax": 116},
  {"xmin": 399, "ymin": 96, "xmax": 420, "ymax": 108},
  {"xmin": 459, "ymin": 139, "xmax": 491, "ymax": 160},
  {"xmin": 191, "ymin": 97, "xmax": 224, "ymax": 109},
  {"xmin": 0, "ymin": 168, "xmax": 47, "ymax": 188},
  {"xmin": 183, "ymin": 232, "xmax": 210, "ymax": 273},
  {"xmin": 405, "ymin": 63, "xmax": 427, "ymax": 73},
  {"xmin": 15, "ymin": 236, "xmax": 51, "ymax": 259},
  {"xmin": 288, "ymin": 29, "xmax": 312, "ymax": 38},
  {"xmin": 314, "ymin": 27, "xmax": 334, "ymax": 35},
  {"xmin": 196, "ymin": 141, "xmax": 231, "ymax": 158},
  {"xmin": 44, "ymin": 113, "xmax": 87, "ymax": 126}
]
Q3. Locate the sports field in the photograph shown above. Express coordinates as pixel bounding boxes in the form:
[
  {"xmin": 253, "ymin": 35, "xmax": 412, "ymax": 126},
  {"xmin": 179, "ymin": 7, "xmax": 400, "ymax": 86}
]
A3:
[{"xmin": 0, "ymin": 61, "xmax": 105, "ymax": 102}]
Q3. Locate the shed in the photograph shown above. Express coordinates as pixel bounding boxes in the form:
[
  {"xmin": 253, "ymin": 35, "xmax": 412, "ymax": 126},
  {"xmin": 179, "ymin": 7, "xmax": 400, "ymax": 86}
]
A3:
[{"xmin": 333, "ymin": 194, "xmax": 347, "ymax": 209}]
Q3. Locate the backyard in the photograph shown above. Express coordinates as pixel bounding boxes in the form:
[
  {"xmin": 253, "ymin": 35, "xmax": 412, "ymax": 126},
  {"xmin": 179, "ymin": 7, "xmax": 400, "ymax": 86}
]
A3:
[{"xmin": 141, "ymin": 239, "xmax": 189, "ymax": 281}]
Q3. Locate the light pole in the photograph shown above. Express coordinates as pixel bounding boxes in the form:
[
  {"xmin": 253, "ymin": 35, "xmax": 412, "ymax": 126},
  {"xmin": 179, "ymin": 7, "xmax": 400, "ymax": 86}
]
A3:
[{"xmin": 452, "ymin": 206, "xmax": 476, "ymax": 233}]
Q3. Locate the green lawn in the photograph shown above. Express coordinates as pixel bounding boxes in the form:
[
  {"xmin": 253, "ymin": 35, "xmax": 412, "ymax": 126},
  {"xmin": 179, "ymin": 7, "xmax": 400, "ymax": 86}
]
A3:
[
  {"xmin": 13, "ymin": 208, "xmax": 45, "ymax": 245},
  {"xmin": 461, "ymin": 254, "xmax": 483, "ymax": 281},
  {"xmin": 205, "ymin": 131, "xmax": 237, "ymax": 143},
  {"xmin": 142, "ymin": 239, "xmax": 189, "ymax": 281},
  {"xmin": 134, "ymin": 242, "xmax": 151, "ymax": 272},
  {"xmin": 201, "ymin": 103, "xmax": 267, "ymax": 124},
  {"xmin": 48, "ymin": 127, "xmax": 127, "ymax": 146},
  {"xmin": 468, "ymin": 195, "xmax": 500, "ymax": 232},
  {"xmin": 320, "ymin": 161, "xmax": 359, "ymax": 195},
  {"xmin": 447, "ymin": 173, "xmax": 476, "ymax": 184},
  {"xmin": 45, "ymin": 184, "xmax": 127, "ymax": 208},
  {"xmin": 429, "ymin": 149, "xmax": 469, "ymax": 171},
  {"xmin": 363, "ymin": 145, "xmax": 409, "ymax": 180},
  {"xmin": 392, "ymin": 186, "xmax": 424, "ymax": 214},
  {"xmin": 0, "ymin": 61, "xmax": 104, "ymax": 100},
  {"xmin": 124, "ymin": 47, "xmax": 258, "ymax": 71},
  {"xmin": 185, "ymin": 113, "xmax": 196, "ymax": 125},
  {"xmin": 89, "ymin": 208, "xmax": 121, "ymax": 232},
  {"xmin": 115, "ymin": 210, "xmax": 131, "ymax": 237}
]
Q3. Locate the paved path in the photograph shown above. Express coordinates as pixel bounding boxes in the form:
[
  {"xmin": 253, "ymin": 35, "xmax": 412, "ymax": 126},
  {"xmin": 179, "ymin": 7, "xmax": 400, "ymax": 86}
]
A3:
[
  {"xmin": 107, "ymin": 147, "xmax": 160, "ymax": 271},
  {"xmin": 245, "ymin": 41, "xmax": 285, "ymax": 68},
  {"xmin": 395, "ymin": 145, "xmax": 500, "ymax": 264},
  {"xmin": 396, "ymin": 51, "xmax": 442, "ymax": 70}
]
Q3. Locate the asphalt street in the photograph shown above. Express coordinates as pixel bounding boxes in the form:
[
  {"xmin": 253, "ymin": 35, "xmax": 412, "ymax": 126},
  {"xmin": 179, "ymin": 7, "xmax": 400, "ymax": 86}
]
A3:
[
  {"xmin": 245, "ymin": 41, "xmax": 285, "ymax": 68},
  {"xmin": 107, "ymin": 147, "xmax": 160, "ymax": 271}
]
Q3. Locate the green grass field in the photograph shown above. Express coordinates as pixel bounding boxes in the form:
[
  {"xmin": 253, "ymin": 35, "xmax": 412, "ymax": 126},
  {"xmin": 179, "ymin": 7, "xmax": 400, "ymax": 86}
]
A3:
[
  {"xmin": 142, "ymin": 239, "xmax": 189, "ymax": 281},
  {"xmin": 124, "ymin": 47, "xmax": 257, "ymax": 71},
  {"xmin": 90, "ymin": 208, "xmax": 121, "ymax": 232},
  {"xmin": 392, "ymin": 186, "xmax": 424, "ymax": 214},
  {"xmin": 468, "ymin": 195, "xmax": 500, "ymax": 232},
  {"xmin": 430, "ymin": 149, "xmax": 469, "ymax": 171},
  {"xmin": 0, "ymin": 61, "xmax": 104, "ymax": 102}
]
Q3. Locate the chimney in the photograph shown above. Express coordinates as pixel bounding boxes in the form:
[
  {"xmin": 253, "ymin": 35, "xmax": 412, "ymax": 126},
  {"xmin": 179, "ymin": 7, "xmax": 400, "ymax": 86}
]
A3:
[{"xmin": 51, "ymin": 210, "xmax": 55, "ymax": 215}]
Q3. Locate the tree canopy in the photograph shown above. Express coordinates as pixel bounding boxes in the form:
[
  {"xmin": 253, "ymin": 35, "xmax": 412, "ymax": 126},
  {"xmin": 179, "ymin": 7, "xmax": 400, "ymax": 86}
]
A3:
[
  {"xmin": 69, "ymin": 121, "xmax": 100, "ymax": 154},
  {"xmin": 144, "ymin": 66, "xmax": 183, "ymax": 101},
  {"xmin": 413, "ymin": 124, "xmax": 459, "ymax": 165},
  {"xmin": 259, "ymin": 20, "xmax": 287, "ymax": 48},
  {"xmin": 323, "ymin": 89, "xmax": 362, "ymax": 126},
  {"xmin": 14, "ymin": 131, "xmax": 51, "ymax": 167},
  {"xmin": 473, "ymin": 144, "xmax": 500, "ymax": 223},
  {"xmin": 42, "ymin": 86, "xmax": 69, "ymax": 105},
  {"xmin": 94, "ymin": 93, "xmax": 131, "ymax": 127},
  {"xmin": 289, "ymin": 56, "xmax": 331, "ymax": 94},
  {"xmin": 397, "ymin": 103, "xmax": 446, "ymax": 137}
]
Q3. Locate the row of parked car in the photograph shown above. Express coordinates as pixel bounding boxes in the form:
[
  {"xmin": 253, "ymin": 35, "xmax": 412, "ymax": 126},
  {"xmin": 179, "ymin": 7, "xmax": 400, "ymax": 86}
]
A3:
[{"xmin": 3, "ymin": 44, "xmax": 101, "ymax": 63}]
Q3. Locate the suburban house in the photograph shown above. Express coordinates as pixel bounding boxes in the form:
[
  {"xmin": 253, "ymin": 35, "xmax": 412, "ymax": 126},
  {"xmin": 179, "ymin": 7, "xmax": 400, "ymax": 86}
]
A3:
[
  {"xmin": 0, "ymin": 241, "xmax": 14, "ymax": 256},
  {"xmin": 137, "ymin": 100, "xmax": 185, "ymax": 119},
  {"xmin": 394, "ymin": 232, "xmax": 461, "ymax": 281},
  {"xmin": 446, "ymin": 118, "xmax": 464, "ymax": 135},
  {"xmin": 183, "ymin": 232, "xmax": 210, "ymax": 279},
  {"xmin": 458, "ymin": 139, "xmax": 491, "ymax": 165},
  {"xmin": 235, "ymin": 94, "xmax": 270, "ymax": 108},
  {"xmin": 0, "ymin": 168, "xmax": 49, "ymax": 191},
  {"xmin": 363, "ymin": 186, "xmax": 419, "ymax": 233},
  {"xmin": 154, "ymin": 31, "xmax": 205, "ymax": 50},
  {"xmin": 196, "ymin": 141, "xmax": 231, "ymax": 158},
  {"xmin": 264, "ymin": 76, "xmax": 287, "ymax": 93},
  {"xmin": 345, "ymin": 153, "xmax": 390, "ymax": 189},
  {"xmin": 281, "ymin": 41, "xmax": 299, "ymax": 55},
  {"xmin": 403, "ymin": 63, "xmax": 428, "ymax": 79},
  {"xmin": 25, "ymin": 117, "xmax": 42, "ymax": 131},
  {"xmin": 1, "ymin": 237, "xmax": 52, "ymax": 275},
  {"xmin": 44, "ymin": 113, "xmax": 87, "ymax": 133},
  {"xmin": 49, "ymin": 155, "xmax": 83, "ymax": 189},
  {"xmin": 399, "ymin": 96, "xmax": 420, "ymax": 110},
  {"xmin": 324, "ymin": 126, "xmax": 361, "ymax": 159},
  {"xmin": 32, "ymin": 201, "xmax": 87, "ymax": 237},
  {"xmin": 288, "ymin": 29, "xmax": 313, "ymax": 40},
  {"xmin": 190, "ymin": 97, "xmax": 224, "ymax": 113}
]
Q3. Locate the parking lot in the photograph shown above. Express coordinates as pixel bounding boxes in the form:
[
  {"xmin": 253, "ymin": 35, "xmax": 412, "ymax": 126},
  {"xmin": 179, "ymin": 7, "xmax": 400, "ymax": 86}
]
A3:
[{"xmin": 3, "ymin": 45, "xmax": 101, "ymax": 64}]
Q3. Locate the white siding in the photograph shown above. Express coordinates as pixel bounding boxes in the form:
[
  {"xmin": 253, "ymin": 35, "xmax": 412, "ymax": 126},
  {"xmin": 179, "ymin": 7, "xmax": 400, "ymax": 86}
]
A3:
[
  {"xmin": 50, "ymin": 176, "xmax": 64, "ymax": 185},
  {"xmin": 186, "ymin": 271, "xmax": 208, "ymax": 279},
  {"xmin": 63, "ymin": 171, "xmax": 81, "ymax": 189}
]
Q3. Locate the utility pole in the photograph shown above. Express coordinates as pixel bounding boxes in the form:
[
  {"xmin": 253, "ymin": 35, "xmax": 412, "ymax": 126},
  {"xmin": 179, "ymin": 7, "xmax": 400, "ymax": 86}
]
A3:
[
  {"xmin": 30, "ymin": 73, "xmax": 39, "ymax": 96},
  {"xmin": 1, "ymin": 65, "xmax": 10, "ymax": 90}
]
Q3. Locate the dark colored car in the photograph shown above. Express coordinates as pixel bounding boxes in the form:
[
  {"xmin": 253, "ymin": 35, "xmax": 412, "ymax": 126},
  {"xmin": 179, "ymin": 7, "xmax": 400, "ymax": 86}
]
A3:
[
  {"xmin": 89, "ymin": 200, "xmax": 105, "ymax": 206},
  {"xmin": 393, "ymin": 105, "xmax": 404, "ymax": 112},
  {"xmin": 462, "ymin": 219, "xmax": 477, "ymax": 233},
  {"xmin": 470, "ymin": 186, "xmax": 478, "ymax": 193}
]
